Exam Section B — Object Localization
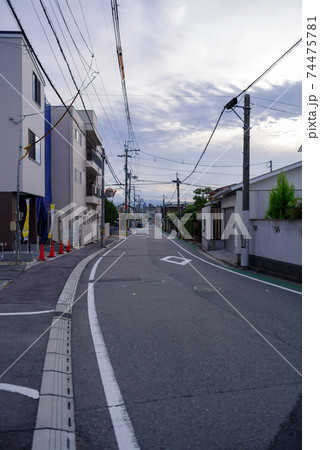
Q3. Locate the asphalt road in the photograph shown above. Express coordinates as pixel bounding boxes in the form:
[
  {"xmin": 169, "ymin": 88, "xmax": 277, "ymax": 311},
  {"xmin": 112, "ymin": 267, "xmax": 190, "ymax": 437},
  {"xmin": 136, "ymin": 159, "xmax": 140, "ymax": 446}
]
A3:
[{"xmin": 72, "ymin": 229, "xmax": 302, "ymax": 449}]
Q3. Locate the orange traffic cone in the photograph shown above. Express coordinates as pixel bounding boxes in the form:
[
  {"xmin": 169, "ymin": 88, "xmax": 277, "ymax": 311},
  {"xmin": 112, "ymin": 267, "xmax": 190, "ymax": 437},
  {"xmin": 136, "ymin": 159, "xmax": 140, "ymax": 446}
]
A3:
[
  {"xmin": 58, "ymin": 241, "xmax": 64, "ymax": 254},
  {"xmin": 39, "ymin": 243, "xmax": 46, "ymax": 261},
  {"xmin": 66, "ymin": 238, "xmax": 71, "ymax": 252},
  {"xmin": 49, "ymin": 241, "xmax": 55, "ymax": 257}
]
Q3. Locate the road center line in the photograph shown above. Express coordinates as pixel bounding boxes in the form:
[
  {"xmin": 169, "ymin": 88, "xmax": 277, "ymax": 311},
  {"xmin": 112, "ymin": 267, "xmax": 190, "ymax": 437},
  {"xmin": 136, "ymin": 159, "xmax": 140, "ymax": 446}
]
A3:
[
  {"xmin": 178, "ymin": 252, "xmax": 302, "ymax": 378},
  {"xmin": 170, "ymin": 238, "xmax": 301, "ymax": 295},
  {"xmin": 88, "ymin": 252, "xmax": 140, "ymax": 450}
]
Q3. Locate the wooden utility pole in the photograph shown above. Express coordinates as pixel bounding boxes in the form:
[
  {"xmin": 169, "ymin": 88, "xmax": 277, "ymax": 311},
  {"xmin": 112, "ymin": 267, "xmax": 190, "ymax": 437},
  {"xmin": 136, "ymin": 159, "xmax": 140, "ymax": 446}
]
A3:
[
  {"xmin": 241, "ymin": 94, "xmax": 250, "ymax": 268},
  {"xmin": 100, "ymin": 147, "xmax": 105, "ymax": 247},
  {"xmin": 172, "ymin": 173, "xmax": 181, "ymax": 220}
]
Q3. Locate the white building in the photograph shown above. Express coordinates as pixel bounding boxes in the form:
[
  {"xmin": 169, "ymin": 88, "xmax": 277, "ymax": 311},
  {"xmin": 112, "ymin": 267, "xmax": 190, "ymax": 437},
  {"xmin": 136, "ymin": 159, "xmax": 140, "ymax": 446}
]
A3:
[
  {"xmin": 50, "ymin": 106, "xmax": 103, "ymax": 247},
  {"xmin": 201, "ymin": 161, "xmax": 302, "ymax": 280},
  {"xmin": 0, "ymin": 31, "xmax": 45, "ymax": 250}
]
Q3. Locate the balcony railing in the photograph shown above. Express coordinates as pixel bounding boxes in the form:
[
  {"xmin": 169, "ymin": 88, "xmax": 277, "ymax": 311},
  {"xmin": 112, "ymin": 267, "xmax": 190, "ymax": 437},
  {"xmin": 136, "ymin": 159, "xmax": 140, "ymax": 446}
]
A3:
[
  {"xmin": 86, "ymin": 150, "xmax": 102, "ymax": 169},
  {"xmin": 86, "ymin": 184, "xmax": 101, "ymax": 197}
]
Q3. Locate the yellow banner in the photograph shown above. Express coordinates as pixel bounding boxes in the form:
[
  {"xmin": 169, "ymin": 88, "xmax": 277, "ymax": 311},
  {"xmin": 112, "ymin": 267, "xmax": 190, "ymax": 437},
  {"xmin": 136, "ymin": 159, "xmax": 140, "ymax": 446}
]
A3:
[
  {"xmin": 48, "ymin": 204, "xmax": 55, "ymax": 239},
  {"xmin": 22, "ymin": 198, "xmax": 30, "ymax": 241}
]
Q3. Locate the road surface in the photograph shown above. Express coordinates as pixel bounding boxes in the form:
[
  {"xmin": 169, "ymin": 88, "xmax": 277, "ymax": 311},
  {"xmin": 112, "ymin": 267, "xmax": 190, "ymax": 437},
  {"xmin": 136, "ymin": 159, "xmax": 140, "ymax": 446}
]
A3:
[{"xmin": 72, "ymin": 229, "xmax": 301, "ymax": 449}]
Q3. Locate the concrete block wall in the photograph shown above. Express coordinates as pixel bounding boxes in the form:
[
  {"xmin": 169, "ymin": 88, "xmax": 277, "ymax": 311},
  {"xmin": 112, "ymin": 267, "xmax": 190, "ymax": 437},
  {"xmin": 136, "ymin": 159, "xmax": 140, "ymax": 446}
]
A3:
[{"xmin": 249, "ymin": 219, "xmax": 302, "ymax": 281}]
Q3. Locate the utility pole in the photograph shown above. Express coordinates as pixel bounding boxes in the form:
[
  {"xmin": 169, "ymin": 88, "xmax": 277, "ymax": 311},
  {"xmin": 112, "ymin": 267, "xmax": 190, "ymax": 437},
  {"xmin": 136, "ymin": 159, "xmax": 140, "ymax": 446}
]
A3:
[
  {"xmin": 267, "ymin": 160, "xmax": 273, "ymax": 172},
  {"xmin": 128, "ymin": 171, "xmax": 131, "ymax": 211},
  {"xmin": 172, "ymin": 173, "xmax": 181, "ymax": 237},
  {"xmin": 172, "ymin": 173, "xmax": 181, "ymax": 220},
  {"xmin": 118, "ymin": 143, "xmax": 139, "ymax": 212},
  {"xmin": 124, "ymin": 144, "xmax": 129, "ymax": 211},
  {"xmin": 133, "ymin": 186, "xmax": 136, "ymax": 212},
  {"xmin": 15, "ymin": 126, "xmax": 23, "ymax": 264},
  {"xmin": 162, "ymin": 194, "xmax": 166, "ymax": 218},
  {"xmin": 241, "ymin": 94, "xmax": 250, "ymax": 268},
  {"xmin": 118, "ymin": 143, "xmax": 131, "ymax": 212},
  {"xmin": 100, "ymin": 147, "xmax": 105, "ymax": 247}
]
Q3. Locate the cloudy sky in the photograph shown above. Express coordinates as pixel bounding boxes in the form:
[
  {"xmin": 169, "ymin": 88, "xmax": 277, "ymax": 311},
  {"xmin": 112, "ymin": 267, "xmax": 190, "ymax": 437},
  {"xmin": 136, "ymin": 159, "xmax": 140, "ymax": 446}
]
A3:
[{"xmin": 0, "ymin": 0, "xmax": 302, "ymax": 205}]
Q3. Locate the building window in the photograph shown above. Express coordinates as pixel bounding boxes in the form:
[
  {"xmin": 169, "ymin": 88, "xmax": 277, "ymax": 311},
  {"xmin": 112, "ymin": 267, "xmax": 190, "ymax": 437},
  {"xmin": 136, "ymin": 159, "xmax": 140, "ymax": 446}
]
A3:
[
  {"xmin": 28, "ymin": 129, "xmax": 41, "ymax": 164},
  {"xmin": 75, "ymin": 168, "xmax": 82, "ymax": 184},
  {"xmin": 32, "ymin": 72, "xmax": 41, "ymax": 106},
  {"xmin": 75, "ymin": 128, "xmax": 82, "ymax": 146}
]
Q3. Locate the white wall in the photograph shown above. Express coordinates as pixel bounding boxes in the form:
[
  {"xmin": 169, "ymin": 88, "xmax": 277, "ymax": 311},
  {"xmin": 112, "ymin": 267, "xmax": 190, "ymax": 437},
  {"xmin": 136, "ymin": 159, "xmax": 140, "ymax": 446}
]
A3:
[
  {"xmin": 249, "ymin": 219, "xmax": 302, "ymax": 265},
  {"xmin": 0, "ymin": 35, "xmax": 22, "ymax": 192},
  {"xmin": 0, "ymin": 33, "xmax": 45, "ymax": 197}
]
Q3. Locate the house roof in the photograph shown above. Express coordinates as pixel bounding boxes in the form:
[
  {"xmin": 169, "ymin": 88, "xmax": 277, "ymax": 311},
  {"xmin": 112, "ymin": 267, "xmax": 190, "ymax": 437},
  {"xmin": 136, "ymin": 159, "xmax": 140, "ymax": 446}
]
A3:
[{"xmin": 209, "ymin": 160, "xmax": 302, "ymax": 203}]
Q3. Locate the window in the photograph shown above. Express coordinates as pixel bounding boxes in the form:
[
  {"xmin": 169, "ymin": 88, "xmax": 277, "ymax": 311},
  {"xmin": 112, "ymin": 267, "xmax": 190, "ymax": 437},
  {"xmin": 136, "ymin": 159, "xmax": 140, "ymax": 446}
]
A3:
[
  {"xmin": 28, "ymin": 129, "xmax": 41, "ymax": 164},
  {"xmin": 32, "ymin": 72, "xmax": 41, "ymax": 106},
  {"xmin": 75, "ymin": 128, "xmax": 82, "ymax": 146},
  {"xmin": 75, "ymin": 168, "xmax": 82, "ymax": 184}
]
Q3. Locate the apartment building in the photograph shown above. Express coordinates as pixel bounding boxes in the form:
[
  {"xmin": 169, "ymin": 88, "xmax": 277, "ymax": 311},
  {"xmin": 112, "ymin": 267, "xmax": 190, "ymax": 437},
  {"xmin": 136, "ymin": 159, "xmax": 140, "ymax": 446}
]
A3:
[
  {"xmin": 0, "ymin": 31, "xmax": 45, "ymax": 251},
  {"xmin": 50, "ymin": 106, "xmax": 103, "ymax": 246}
]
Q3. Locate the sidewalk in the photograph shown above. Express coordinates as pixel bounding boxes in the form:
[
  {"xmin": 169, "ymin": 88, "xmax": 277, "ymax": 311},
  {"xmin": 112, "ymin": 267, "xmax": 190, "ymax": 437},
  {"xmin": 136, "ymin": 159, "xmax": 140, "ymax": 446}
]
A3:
[
  {"xmin": 0, "ymin": 236, "xmax": 120, "ymax": 450},
  {"xmin": 0, "ymin": 237, "xmax": 119, "ymax": 293}
]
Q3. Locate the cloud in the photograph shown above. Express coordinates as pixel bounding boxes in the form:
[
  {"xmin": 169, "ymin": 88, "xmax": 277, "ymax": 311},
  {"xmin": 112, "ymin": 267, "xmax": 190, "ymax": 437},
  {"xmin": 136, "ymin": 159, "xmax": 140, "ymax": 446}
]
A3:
[{"xmin": 0, "ymin": 0, "xmax": 302, "ymax": 203}]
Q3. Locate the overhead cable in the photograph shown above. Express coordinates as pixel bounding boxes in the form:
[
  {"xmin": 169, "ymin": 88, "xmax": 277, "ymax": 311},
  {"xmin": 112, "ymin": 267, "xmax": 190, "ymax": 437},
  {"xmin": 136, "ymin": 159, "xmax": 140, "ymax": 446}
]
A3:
[
  {"xmin": 237, "ymin": 38, "xmax": 302, "ymax": 99},
  {"xmin": 181, "ymin": 107, "xmax": 226, "ymax": 183}
]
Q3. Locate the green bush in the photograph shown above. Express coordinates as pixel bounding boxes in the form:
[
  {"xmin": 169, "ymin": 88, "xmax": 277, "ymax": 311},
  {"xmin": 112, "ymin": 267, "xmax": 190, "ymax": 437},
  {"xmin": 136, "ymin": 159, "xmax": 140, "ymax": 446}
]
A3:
[
  {"xmin": 105, "ymin": 199, "xmax": 118, "ymax": 224},
  {"xmin": 265, "ymin": 172, "xmax": 301, "ymax": 220}
]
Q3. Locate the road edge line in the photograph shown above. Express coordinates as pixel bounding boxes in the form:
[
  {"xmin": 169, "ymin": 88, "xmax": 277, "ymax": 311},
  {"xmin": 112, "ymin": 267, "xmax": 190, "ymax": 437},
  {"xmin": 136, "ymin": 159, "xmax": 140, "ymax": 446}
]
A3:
[{"xmin": 31, "ymin": 245, "xmax": 108, "ymax": 450}]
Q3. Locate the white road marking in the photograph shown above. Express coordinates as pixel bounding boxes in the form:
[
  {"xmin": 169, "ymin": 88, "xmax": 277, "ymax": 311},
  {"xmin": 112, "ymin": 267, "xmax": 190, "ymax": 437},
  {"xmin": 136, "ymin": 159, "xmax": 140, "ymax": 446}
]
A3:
[
  {"xmin": 160, "ymin": 255, "xmax": 192, "ymax": 266},
  {"xmin": 170, "ymin": 239, "xmax": 302, "ymax": 295},
  {"xmin": 102, "ymin": 237, "xmax": 129, "ymax": 257},
  {"xmin": 0, "ymin": 309, "xmax": 54, "ymax": 316},
  {"xmin": 0, "ymin": 383, "xmax": 39, "ymax": 399},
  {"xmin": 89, "ymin": 257, "xmax": 103, "ymax": 281},
  {"xmin": 178, "ymin": 252, "xmax": 302, "ymax": 378},
  {"xmin": 88, "ymin": 252, "xmax": 140, "ymax": 450}
]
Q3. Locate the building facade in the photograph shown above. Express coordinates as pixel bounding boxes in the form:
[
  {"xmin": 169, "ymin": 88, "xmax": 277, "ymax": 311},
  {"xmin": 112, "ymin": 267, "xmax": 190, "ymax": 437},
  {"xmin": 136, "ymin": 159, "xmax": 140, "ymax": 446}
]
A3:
[
  {"xmin": 0, "ymin": 31, "xmax": 45, "ymax": 251},
  {"xmin": 50, "ymin": 106, "xmax": 103, "ymax": 247},
  {"xmin": 201, "ymin": 161, "xmax": 302, "ymax": 279}
]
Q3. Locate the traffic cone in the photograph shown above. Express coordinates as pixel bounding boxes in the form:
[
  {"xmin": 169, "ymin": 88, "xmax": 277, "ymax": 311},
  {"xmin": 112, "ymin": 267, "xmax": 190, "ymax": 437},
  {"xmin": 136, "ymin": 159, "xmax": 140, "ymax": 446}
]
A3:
[
  {"xmin": 49, "ymin": 241, "xmax": 55, "ymax": 258},
  {"xmin": 58, "ymin": 241, "xmax": 64, "ymax": 254},
  {"xmin": 39, "ymin": 243, "xmax": 46, "ymax": 261},
  {"xmin": 66, "ymin": 238, "xmax": 71, "ymax": 252}
]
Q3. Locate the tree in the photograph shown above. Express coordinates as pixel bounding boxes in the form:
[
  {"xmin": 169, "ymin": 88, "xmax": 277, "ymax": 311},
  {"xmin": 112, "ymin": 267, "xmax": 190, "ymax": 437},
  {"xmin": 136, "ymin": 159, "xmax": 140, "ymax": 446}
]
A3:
[
  {"xmin": 265, "ymin": 172, "xmax": 301, "ymax": 219},
  {"xmin": 181, "ymin": 187, "xmax": 213, "ymax": 236},
  {"xmin": 105, "ymin": 199, "xmax": 118, "ymax": 224}
]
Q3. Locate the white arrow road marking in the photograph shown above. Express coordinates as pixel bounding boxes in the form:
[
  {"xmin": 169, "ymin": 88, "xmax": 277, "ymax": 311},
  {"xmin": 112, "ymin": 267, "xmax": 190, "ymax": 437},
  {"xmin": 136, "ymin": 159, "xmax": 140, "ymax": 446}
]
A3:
[
  {"xmin": 0, "ymin": 310, "xmax": 54, "ymax": 316},
  {"xmin": 0, "ymin": 383, "xmax": 39, "ymax": 399},
  {"xmin": 160, "ymin": 256, "xmax": 191, "ymax": 266}
]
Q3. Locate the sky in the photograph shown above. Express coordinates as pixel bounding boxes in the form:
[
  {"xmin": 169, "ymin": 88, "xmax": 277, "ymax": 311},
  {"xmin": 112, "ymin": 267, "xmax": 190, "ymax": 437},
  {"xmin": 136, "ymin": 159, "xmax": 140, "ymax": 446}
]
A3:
[{"xmin": 0, "ymin": 0, "xmax": 303, "ymax": 205}]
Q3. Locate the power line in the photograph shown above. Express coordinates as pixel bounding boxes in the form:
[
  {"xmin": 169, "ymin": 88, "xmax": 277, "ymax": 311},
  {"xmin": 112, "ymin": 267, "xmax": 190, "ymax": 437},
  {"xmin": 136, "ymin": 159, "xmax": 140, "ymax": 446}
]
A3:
[
  {"xmin": 251, "ymin": 96, "xmax": 301, "ymax": 108},
  {"xmin": 180, "ymin": 39, "xmax": 302, "ymax": 194},
  {"xmin": 6, "ymin": 0, "xmax": 123, "ymax": 189},
  {"xmin": 181, "ymin": 108, "xmax": 226, "ymax": 183},
  {"xmin": 76, "ymin": 0, "xmax": 125, "ymax": 154},
  {"xmin": 30, "ymin": 0, "xmax": 74, "ymax": 98},
  {"xmin": 64, "ymin": 0, "xmax": 93, "ymax": 54},
  {"xmin": 50, "ymin": 0, "xmax": 125, "ymax": 158},
  {"xmin": 237, "ymin": 38, "xmax": 302, "ymax": 99},
  {"xmin": 38, "ymin": 0, "xmax": 123, "ymax": 188},
  {"xmin": 110, "ymin": 0, "xmax": 138, "ymax": 148},
  {"xmin": 251, "ymin": 103, "xmax": 301, "ymax": 115}
]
